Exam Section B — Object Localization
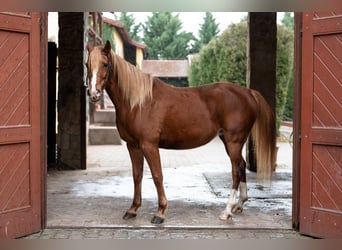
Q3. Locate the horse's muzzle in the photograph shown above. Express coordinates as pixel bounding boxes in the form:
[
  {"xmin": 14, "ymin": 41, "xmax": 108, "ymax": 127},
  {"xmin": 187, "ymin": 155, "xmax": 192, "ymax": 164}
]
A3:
[{"xmin": 87, "ymin": 88, "xmax": 102, "ymax": 102}]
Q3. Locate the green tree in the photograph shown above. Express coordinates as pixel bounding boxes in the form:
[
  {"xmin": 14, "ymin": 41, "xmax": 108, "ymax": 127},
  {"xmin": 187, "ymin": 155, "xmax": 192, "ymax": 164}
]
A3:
[
  {"xmin": 189, "ymin": 22, "xmax": 247, "ymax": 86},
  {"xmin": 282, "ymin": 12, "xmax": 294, "ymax": 30},
  {"xmin": 281, "ymin": 12, "xmax": 294, "ymax": 121},
  {"xmin": 142, "ymin": 12, "xmax": 195, "ymax": 59},
  {"xmin": 102, "ymin": 22, "xmax": 115, "ymax": 48},
  {"xmin": 116, "ymin": 12, "xmax": 142, "ymax": 42},
  {"xmin": 240, "ymin": 15, "xmax": 248, "ymax": 22},
  {"xmin": 276, "ymin": 25, "xmax": 294, "ymax": 126},
  {"xmin": 192, "ymin": 12, "xmax": 220, "ymax": 53}
]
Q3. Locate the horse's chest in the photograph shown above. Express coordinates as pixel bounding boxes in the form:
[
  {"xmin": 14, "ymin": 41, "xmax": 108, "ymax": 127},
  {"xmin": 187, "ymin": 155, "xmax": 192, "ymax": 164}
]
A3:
[{"xmin": 116, "ymin": 121, "xmax": 136, "ymax": 143}]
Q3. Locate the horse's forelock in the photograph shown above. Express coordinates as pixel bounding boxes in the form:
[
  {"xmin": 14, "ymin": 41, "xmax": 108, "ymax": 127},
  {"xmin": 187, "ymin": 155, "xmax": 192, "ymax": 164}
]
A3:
[{"xmin": 89, "ymin": 47, "xmax": 104, "ymax": 69}]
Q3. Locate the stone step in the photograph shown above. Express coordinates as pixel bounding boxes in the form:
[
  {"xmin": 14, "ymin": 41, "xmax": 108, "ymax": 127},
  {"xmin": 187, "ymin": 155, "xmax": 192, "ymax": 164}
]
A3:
[
  {"xmin": 94, "ymin": 109, "xmax": 116, "ymax": 126},
  {"xmin": 88, "ymin": 125, "xmax": 122, "ymax": 145}
]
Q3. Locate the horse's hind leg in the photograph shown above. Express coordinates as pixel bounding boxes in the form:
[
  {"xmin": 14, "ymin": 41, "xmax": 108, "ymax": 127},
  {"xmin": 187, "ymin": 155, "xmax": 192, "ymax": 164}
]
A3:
[
  {"xmin": 219, "ymin": 139, "xmax": 248, "ymax": 220},
  {"xmin": 123, "ymin": 143, "xmax": 144, "ymax": 220},
  {"xmin": 231, "ymin": 158, "xmax": 248, "ymax": 214}
]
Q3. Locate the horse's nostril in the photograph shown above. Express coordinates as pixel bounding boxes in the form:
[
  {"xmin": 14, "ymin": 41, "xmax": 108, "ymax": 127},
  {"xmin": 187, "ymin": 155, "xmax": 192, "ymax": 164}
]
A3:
[
  {"xmin": 87, "ymin": 89, "xmax": 90, "ymax": 96},
  {"xmin": 96, "ymin": 89, "xmax": 101, "ymax": 95}
]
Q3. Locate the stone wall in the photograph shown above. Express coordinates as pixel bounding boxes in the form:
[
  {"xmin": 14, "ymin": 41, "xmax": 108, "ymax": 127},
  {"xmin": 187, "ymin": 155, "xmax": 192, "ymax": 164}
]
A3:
[{"xmin": 57, "ymin": 12, "xmax": 87, "ymax": 169}]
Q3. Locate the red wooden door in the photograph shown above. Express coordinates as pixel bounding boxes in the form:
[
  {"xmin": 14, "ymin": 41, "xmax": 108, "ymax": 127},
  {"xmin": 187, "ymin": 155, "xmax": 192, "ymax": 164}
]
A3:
[
  {"xmin": 0, "ymin": 12, "xmax": 45, "ymax": 239},
  {"xmin": 300, "ymin": 12, "xmax": 342, "ymax": 238}
]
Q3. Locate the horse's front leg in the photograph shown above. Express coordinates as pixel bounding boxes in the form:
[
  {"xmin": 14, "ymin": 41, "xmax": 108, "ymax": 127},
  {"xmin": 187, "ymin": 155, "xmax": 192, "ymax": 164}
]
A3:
[
  {"xmin": 141, "ymin": 142, "xmax": 167, "ymax": 224},
  {"xmin": 123, "ymin": 143, "xmax": 144, "ymax": 220}
]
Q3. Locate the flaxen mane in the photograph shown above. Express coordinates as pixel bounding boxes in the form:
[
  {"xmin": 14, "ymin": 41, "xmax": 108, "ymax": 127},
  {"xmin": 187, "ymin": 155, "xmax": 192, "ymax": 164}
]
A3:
[{"xmin": 110, "ymin": 51, "xmax": 153, "ymax": 109}]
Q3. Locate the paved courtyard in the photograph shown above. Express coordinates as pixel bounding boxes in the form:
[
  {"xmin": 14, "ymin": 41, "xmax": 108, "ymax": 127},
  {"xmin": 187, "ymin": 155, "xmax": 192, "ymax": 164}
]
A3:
[
  {"xmin": 23, "ymin": 228, "xmax": 308, "ymax": 239},
  {"xmin": 24, "ymin": 126, "xmax": 311, "ymax": 238},
  {"xmin": 47, "ymin": 137, "xmax": 293, "ymax": 228}
]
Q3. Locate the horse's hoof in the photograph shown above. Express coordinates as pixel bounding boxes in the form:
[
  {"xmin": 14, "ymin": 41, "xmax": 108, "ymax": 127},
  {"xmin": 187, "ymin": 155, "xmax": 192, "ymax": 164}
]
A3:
[
  {"xmin": 123, "ymin": 211, "xmax": 137, "ymax": 220},
  {"xmin": 232, "ymin": 205, "xmax": 243, "ymax": 214},
  {"xmin": 151, "ymin": 215, "xmax": 164, "ymax": 224},
  {"xmin": 219, "ymin": 210, "xmax": 233, "ymax": 221},
  {"xmin": 219, "ymin": 210, "xmax": 229, "ymax": 220}
]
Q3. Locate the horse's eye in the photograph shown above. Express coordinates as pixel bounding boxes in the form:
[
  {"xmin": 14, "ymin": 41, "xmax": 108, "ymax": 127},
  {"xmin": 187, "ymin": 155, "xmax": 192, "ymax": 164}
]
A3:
[{"xmin": 103, "ymin": 63, "xmax": 108, "ymax": 67}]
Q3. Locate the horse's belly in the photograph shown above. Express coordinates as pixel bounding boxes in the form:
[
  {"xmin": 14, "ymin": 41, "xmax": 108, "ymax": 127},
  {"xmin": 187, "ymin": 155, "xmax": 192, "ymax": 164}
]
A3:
[
  {"xmin": 159, "ymin": 139, "xmax": 211, "ymax": 150},
  {"xmin": 158, "ymin": 129, "xmax": 217, "ymax": 150}
]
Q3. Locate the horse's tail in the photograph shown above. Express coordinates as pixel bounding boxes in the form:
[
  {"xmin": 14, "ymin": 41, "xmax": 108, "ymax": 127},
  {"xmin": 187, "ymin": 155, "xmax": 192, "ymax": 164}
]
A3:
[{"xmin": 250, "ymin": 90, "xmax": 277, "ymax": 181}]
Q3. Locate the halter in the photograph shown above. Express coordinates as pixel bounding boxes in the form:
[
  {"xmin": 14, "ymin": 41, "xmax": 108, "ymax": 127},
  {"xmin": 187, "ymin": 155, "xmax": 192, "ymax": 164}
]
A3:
[
  {"xmin": 104, "ymin": 61, "xmax": 112, "ymax": 83},
  {"xmin": 102, "ymin": 52, "xmax": 112, "ymax": 85}
]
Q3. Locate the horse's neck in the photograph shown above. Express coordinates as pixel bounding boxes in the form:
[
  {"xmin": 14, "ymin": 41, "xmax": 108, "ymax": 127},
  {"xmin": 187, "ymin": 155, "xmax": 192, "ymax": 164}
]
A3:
[
  {"xmin": 105, "ymin": 54, "xmax": 123, "ymax": 108},
  {"xmin": 105, "ymin": 77, "xmax": 131, "ymax": 117}
]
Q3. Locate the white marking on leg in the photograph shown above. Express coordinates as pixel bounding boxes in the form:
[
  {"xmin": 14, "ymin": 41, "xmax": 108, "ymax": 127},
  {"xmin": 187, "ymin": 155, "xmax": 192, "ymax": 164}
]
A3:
[
  {"xmin": 220, "ymin": 188, "xmax": 237, "ymax": 220},
  {"xmin": 232, "ymin": 182, "xmax": 248, "ymax": 213}
]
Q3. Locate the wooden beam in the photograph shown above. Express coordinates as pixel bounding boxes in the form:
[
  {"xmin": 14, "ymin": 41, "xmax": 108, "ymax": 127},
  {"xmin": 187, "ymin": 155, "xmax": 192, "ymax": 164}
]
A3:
[{"xmin": 246, "ymin": 12, "xmax": 277, "ymax": 172}]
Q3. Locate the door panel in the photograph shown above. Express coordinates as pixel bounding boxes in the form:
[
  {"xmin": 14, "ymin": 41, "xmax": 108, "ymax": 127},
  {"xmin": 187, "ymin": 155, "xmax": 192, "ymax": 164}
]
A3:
[
  {"xmin": 300, "ymin": 12, "xmax": 342, "ymax": 238},
  {"xmin": 0, "ymin": 12, "xmax": 44, "ymax": 239}
]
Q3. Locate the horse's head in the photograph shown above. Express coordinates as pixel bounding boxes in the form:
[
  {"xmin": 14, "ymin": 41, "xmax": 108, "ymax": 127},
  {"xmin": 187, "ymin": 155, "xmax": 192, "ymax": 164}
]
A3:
[{"xmin": 85, "ymin": 40, "xmax": 112, "ymax": 102}]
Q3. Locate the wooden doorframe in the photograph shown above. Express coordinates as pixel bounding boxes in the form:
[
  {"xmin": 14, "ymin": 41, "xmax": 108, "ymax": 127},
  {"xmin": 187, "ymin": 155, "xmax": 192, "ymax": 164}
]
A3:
[
  {"xmin": 292, "ymin": 12, "xmax": 302, "ymax": 230},
  {"xmin": 40, "ymin": 12, "xmax": 48, "ymax": 230}
]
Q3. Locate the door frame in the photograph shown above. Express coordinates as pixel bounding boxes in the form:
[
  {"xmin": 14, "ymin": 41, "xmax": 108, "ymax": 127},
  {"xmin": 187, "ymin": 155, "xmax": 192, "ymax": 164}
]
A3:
[
  {"xmin": 292, "ymin": 12, "xmax": 302, "ymax": 231},
  {"xmin": 40, "ymin": 12, "xmax": 48, "ymax": 231}
]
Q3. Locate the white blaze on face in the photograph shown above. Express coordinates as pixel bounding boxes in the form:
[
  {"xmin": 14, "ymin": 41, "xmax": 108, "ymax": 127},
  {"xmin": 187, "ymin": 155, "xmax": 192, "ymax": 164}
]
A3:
[{"xmin": 91, "ymin": 70, "xmax": 98, "ymax": 95}]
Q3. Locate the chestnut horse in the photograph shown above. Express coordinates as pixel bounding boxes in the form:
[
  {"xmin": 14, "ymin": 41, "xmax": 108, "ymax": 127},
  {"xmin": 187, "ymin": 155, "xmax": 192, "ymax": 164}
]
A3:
[{"xmin": 86, "ymin": 41, "xmax": 276, "ymax": 224}]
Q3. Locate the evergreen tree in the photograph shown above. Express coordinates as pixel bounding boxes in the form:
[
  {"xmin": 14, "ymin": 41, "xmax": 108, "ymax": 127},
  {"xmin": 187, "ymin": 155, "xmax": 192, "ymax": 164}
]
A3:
[
  {"xmin": 142, "ymin": 12, "xmax": 195, "ymax": 59},
  {"xmin": 102, "ymin": 22, "xmax": 115, "ymax": 48},
  {"xmin": 116, "ymin": 12, "xmax": 142, "ymax": 42},
  {"xmin": 192, "ymin": 12, "xmax": 220, "ymax": 53}
]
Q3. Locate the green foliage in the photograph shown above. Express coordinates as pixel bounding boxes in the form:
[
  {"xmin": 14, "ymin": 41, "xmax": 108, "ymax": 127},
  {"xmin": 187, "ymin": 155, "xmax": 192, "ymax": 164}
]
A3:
[
  {"xmin": 276, "ymin": 25, "xmax": 294, "ymax": 124},
  {"xmin": 192, "ymin": 12, "xmax": 220, "ymax": 53},
  {"xmin": 189, "ymin": 22, "xmax": 247, "ymax": 86},
  {"xmin": 283, "ymin": 73, "xmax": 294, "ymax": 120},
  {"xmin": 282, "ymin": 12, "xmax": 294, "ymax": 30},
  {"xmin": 240, "ymin": 15, "xmax": 248, "ymax": 22},
  {"xmin": 161, "ymin": 78, "xmax": 188, "ymax": 87},
  {"xmin": 281, "ymin": 12, "xmax": 294, "ymax": 120},
  {"xmin": 189, "ymin": 21, "xmax": 294, "ymax": 129},
  {"xmin": 142, "ymin": 12, "xmax": 195, "ymax": 59},
  {"xmin": 102, "ymin": 22, "xmax": 115, "ymax": 49},
  {"xmin": 116, "ymin": 12, "xmax": 142, "ymax": 42}
]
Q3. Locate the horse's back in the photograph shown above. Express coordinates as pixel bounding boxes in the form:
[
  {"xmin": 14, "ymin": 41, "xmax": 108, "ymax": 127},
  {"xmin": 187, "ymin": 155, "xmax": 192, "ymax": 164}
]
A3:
[
  {"xmin": 196, "ymin": 82, "xmax": 257, "ymax": 113},
  {"xmin": 198, "ymin": 82, "xmax": 258, "ymax": 136}
]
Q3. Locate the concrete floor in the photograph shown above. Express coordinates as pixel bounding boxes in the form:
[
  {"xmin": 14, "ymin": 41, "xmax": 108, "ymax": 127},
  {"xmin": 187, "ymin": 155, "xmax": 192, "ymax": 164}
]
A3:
[{"xmin": 47, "ymin": 134, "xmax": 294, "ymax": 229}]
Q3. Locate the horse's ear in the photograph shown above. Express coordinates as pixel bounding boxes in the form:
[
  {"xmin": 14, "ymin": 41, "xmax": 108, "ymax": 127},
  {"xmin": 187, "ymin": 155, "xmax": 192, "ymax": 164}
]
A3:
[
  {"xmin": 103, "ymin": 40, "xmax": 111, "ymax": 55},
  {"xmin": 86, "ymin": 42, "xmax": 94, "ymax": 53}
]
